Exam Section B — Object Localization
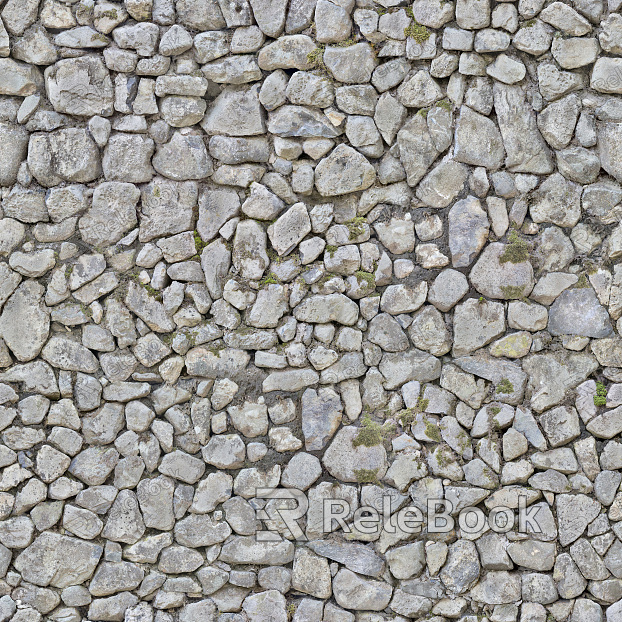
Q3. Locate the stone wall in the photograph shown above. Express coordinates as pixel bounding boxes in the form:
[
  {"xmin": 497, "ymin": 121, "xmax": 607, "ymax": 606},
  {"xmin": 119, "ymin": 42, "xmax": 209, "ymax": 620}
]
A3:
[{"xmin": 0, "ymin": 0, "xmax": 621, "ymax": 620}]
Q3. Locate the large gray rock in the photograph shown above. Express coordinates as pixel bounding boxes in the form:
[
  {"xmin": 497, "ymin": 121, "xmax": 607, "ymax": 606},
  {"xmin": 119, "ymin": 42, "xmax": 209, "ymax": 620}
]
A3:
[
  {"xmin": 79, "ymin": 182, "xmax": 140, "ymax": 247},
  {"xmin": 201, "ymin": 85, "xmax": 265, "ymax": 136},
  {"xmin": 454, "ymin": 105, "xmax": 504, "ymax": 169},
  {"xmin": 469, "ymin": 242, "xmax": 534, "ymax": 300},
  {"xmin": 314, "ymin": 144, "xmax": 375, "ymax": 196},
  {"xmin": 322, "ymin": 426, "xmax": 388, "ymax": 483},
  {"xmin": 45, "ymin": 56, "xmax": 113, "ymax": 117},
  {"xmin": 125, "ymin": 281, "xmax": 175, "ymax": 334},
  {"xmin": 548, "ymin": 287, "xmax": 613, "ymax": 338},
  {"xmin": 493, "ymin": 83, "xmax": 553, "ymax": 174},
  {"xmin": 14, "ymin": 533, "xmax": 102, "ymax": 588},
  {"xmin": 397, "ymin": 113, "xmax": 439, "ymax": 187},
  {"xmin": 599, "ymin": 121, "xmax": 622, "ymax": 182},
  {"xmin": 0, "ymin": 281, "xmax": 49, "ymax": 363},
  {"xmin": 28, "ymin": 129, "xmax": 102, "ymax": 187},
  {"xmin": 268, "ymin": 105, "xmax": 341, "ymax": 138},
  {"xmin": 323, "ymin": 43, "xmax": 377, "ymax": 84},
  {"xmin": 0, "ymin": 123, "xmax": 28, "ymax": 186},
  {"xmin": 523, "ymin": 351, "xmax": 598, "ymax": 412},
  {"xmin": 152, "ymin": 131, "xmax": 213, "ymax": 180},
  {"xmin": 0, "ymin": 58, "xmax": 42, "ymax": 96},
  {"xmin": 139, "ymin": 178, "xmax": 197, "ymax": 242},
  {"xmin": 294, "ymin": 293, "xmax": 359, "ymax": 325},
  {"xmin": 333, "ymin": 569, "xmax": 393, "ymax": 610},
  {"xmin": 257, "ymin": 35, "xmax": 316, "ymax": 70},
  {"xmin": 186, "ymin": 347, "xmax": 250, "ymax": 378},
  {"xmin": 453, "ymin": 299, "xmax": 505, "ymax": 357},
  {"xmin": 448, "ymin": 196, "xmax": 489, "ymax": 268},
  {"xmin": 301, "ymin": 387, "xmax": 343, "ymax": 451},
  {"xmin": 529, "ymin": 172, "xmax": 582, "ymax": 228},
  {"xmin": 219, "ymin": 536, "xmax": 295, "ymax": 564}
]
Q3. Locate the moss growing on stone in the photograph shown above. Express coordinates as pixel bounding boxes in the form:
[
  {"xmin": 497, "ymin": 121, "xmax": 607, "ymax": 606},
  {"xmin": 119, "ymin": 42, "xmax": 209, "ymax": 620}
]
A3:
[
  {"xmin": 500, "ymin": 285, "xmax": 526, "ymax": 299},
  {"xmin": 489, "ymin": 406, "xmax": 501, "ymax": 415},
  {"xmin": 325, "ymin": 244, "xmax": 338, "ymax": 256},
  {"xmin": 354, "ymin": 468, "xmax": 379, "ymax": 483},
  {"xmin": 346, "ymin": 217, "xmax": 367, "ymax": 240},
  {"xmin": 398, "ymin": 398, "xmax": 429, "ymax": 427},
  {"xmin": 307, "ymin": 46, "xmax": 327, "ymax": 72},
  {"xmin": 575, "ymin": 273, "xmax": 590, "ymax": 288},
  {"xmin": 424, "ymin": 418, "xmax": 442, "ymax": 442},
  {"xmin": 594, "ymin": 381, "xmax": 607, "ymax": 406},
  {"xmin": 355, "ymin": 270, "xmax": 376, "ymax": 289},
  {"xmin": 259, "ymin": 272, "xmax": 280, "ymax": 287},
  {"xmin": 496, "ymin": 378, "xmax": 514, "ymax": 394},
  {"xmin": 499, "ymin": 230, "xmax": 530, "ymax": 264},
  {"xmin": 352, "ymin": 414, "xmax": 394, "ymax": 447},
  {"xmin": 436, "ymin": 98, "xmax": 453, "ymax": 112},
  {"xmin": 404, "ymin": 19, "xmax": 431, "ymax": 44},
  {"xmin": 194, "ymin": 231, "xmax": 208, "ymax": 254}
]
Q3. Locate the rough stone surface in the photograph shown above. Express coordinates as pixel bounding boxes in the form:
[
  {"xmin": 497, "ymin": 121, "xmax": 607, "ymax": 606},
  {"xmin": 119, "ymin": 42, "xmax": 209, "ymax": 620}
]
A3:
[{"xmin": 0, "ymin": 3, "xmax": 616, "ymax": 620}]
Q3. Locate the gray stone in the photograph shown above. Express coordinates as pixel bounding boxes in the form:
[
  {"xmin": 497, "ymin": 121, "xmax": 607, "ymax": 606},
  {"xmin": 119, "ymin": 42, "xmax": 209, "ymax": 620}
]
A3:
[
  {"xmin": 202, "ymin": 85, "xmax": 265, "ymax": 136},
  {"xmin": 548, "ymin": 288, "xmax": 613, "ymax": 338},
  {"xmin": 470, "ymin": 242, "xmax": 534, "ymax": 300},
  {"xmin": 493, "ymin": 83, "xmax": 553, "ymax": 174},
  {"xmin": 333, "ymin": 569, "xmax": 392, "ymax": 611},
  {"xmin": 448, "ymin": 196, "xmax": 489, "ymax": 268},
  {"xmin": 14, "ymin": 533, "xmax": 102, "ymax": 588},
  {"xmin": 0, "ymin": 281, "xmax": 49, "ymax": 363},
  {"xmin": 324, "ymin": 43, "xmax": 377, "ymax": 84},
  {"xmin": 454, "ymin": 106, "xmax": 504, "ymax": 169}
]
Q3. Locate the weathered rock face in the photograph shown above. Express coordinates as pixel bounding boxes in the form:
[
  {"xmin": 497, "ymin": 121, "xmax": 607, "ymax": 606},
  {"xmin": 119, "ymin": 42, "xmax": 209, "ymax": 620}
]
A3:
[{"xmin": 0, "ymin": 1, "xmax": 620, "ymax": 621}]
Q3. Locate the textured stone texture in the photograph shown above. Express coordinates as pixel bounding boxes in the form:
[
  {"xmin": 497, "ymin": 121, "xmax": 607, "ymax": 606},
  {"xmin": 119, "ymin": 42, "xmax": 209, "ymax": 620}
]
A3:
[{"xmin": 0, "ymin": 2, "xmax": 619, "ymax": 621}]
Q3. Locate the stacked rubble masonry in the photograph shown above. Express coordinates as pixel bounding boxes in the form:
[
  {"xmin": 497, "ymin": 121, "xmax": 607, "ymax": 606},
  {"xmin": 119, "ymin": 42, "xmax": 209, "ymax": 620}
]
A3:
[{"xmin": 5, "ymin": 0, "xmax": 622, "ymax": 620}]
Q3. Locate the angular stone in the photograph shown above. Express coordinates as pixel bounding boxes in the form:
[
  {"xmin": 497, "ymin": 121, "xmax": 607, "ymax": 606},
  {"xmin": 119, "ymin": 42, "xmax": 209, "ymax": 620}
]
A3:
[
  {"xmin": 493, "ymin": 83, "xmax": 553, "ymax": 174},
  {"xmin": 28, "ymin": 129, "xmax": 102, "ymax": 187},
  {"xmin": 314, "ymin": 145, "xmax": 375, "ymax": 196},
  {"xmin": 0, "ymin": 58, "xmax": 42, "ymax": 96},
  {"xmin": 416, "ymin": 161, "xmax": 468, "ymax": 209},
  {"xmin": 186, "ymin": 347, "xmax": 250, "ymax": 378},
  {"xmin": 470, "ymin": 242, "xmax": 534, "ymax": 300},
  {"xmin": 294, "ymin": 293, "xmax": 358, "ymax": 325},
  {"xmin": 548, "ymin": 287, "xmax": 613, "ymax": 338},
  {"xmin": 219, "ymin": 535, "xmax": 295, "ymax": 565},
  {"xmin": 153, "ymin": 131, "xmax": 213, "ymax": 180},
  {"xmin": 448, "ymin": 196, "xmax": 489, "ymax": 268},
  {"xmin": 556, "ymin": 493, "xmax": 601, "ymax": 546},
  {"xmin": 0, "ymin": 123, "xmax": 28, "ymax": 186},
  {"xmin": 257, "ymin": 35, "xmax": 315, "ymax": 70},
  {"xmin": 323, "ymin": 44, "xmax": 377, "ymax": 84},
  {"xmin": 333, "ymin": 569, "xmax": 392, "ymax": 611},
  {"xmin": 523, "ymin": 351, "xmax": 598, "ymax": 413},
  {"xmin": 0, "ymin": 281, "xmax": 49, "ymax": 363},
  {"xmin": 598, "ymin": 122, "xmax": 622, "ymax": 182},
  {"xmin": 45, "ymin": 56, "xmax": 113, "ymax": 117},
  {"xmin": 14, "ymin": 533, "xmax": 102, "ymax": 588},
  {"xmin": 308, "ymin": 539, "xmax": 384, "ymax": 578},
  {"xmin": 201, "ymin": 85, "xmax": 265, "ymax": 136},
  {"xmin": 530, "ymin": 172, "xmax": 582, "ymax": 227},
  {"xmin": 302, "ymin": 387, "xmax": 342, "ymax": 451},
  {"xmin": 397, "ymin": 113, "xmax": 439, "ymax": 187},
  {"xmin": 379, "ymin": 349, "xmax": 441, "ymax": 390},
  {"xmin": 125, "ymin": 281, "xmax": 175, "ymax": 334},
  {"xmin": 268, "ymin": 202, "xmax": 311, "ymax": 256},
  {"xmin": 454, "ymin": 106, "xmax": 504, "ymax": 169},
  {"xmin": 79, "ymin": 182, "xmax": 140, "ymax": 247},
  {"xmin": 322, "ymin": 426, "xmax": 388, "ymax": 483}
]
